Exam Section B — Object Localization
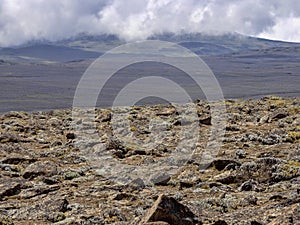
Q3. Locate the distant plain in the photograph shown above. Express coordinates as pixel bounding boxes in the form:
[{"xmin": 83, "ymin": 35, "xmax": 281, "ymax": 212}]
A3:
[{"xmin": 0, "ymin": 33, "xmax": 299, "ymax": 112}]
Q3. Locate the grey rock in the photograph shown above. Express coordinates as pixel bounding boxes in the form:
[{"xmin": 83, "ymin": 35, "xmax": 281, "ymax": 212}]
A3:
[
  {"xmin": 150, "ymin": 174, "xmax": 171, "ymax": 185},
  {"xmin": 128, "ymin": 178, "xmax": 145, "ymax": 190}
]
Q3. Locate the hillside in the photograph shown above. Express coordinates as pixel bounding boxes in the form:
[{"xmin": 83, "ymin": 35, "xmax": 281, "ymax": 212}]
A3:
[{"xmin": 1, "ymin": 32, "xmax": 300, "ymax": 63}]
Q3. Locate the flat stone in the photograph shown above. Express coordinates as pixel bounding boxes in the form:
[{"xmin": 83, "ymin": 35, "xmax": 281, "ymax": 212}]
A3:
[
  {"xmin": 271, "ymin": 110, "xmax": 288, "ymax": 121},
  {"xmin": 20, "ymin": 185, "xmax": 60, "ymax": 199},
  {"xmin": 2, "ymin": 156, "xmax": 36, "ymax": 165},
  {"xmin": 215, "ymin": 171, "xmax": 237, "ymax": 185},
  {"xmin": 139, "ymin": 194, "xmax": 197, "ymax": 225},
  {"xmin": 150, "ymin": 174, "xmax": 171, "ymax": 186},
  {"xmin": 128, "ymin": 178, "xmax": 145, "ymax": 190}
]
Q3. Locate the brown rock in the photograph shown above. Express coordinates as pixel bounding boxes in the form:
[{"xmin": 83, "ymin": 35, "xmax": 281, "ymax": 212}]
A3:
[
  {"xmin": 270, "ymin": 110, "xmax": 288, "ymax": 121},
  {"xmin": 2, "ymin": 156, "xmax": 36, "ymax": 165},
  {"xmin": 0, "ymin": 181, "xmax": 21, "ymax": 199},
  {"xmin": 214, "ymin": 171, "xmax": 237, "ymax": 184},
  {"xmin": 20, "ymin": 184, "xmax": 60, "ymax": 199},
  {"xmin": 0, "ymin": 133, "xmax": 20, "ymax": 143},
  {"xmin": 212, "ymin": 220, "xmax": 228, "ymax": 225},
  {"xmin": 66, "ymin": 132, "xmax": 76, "ymax": 139},
  {"xmin": 209, "ymin": 159, "xmax": 241, "ymax": 171},
  {"xmin": 98, "ymin": 110, "xmax": 111, "ymax": 122},
  {"xmin": 23, "ymin": 161, "xmax": 58, "ymax": 179},
  {"xmin": 140, "ymin": 194, "xmax": 198, "ymax": 225},
  {"xmin": 113, "ymin": 192, "xmax": 134, "ymax": 201},
  {"xmin": 199, "ymin": 116, "xmax": 212, "ymax": 125},
  {"xmin": 143, "ymin": 222, "xmax": 170, "ymax": 225}
]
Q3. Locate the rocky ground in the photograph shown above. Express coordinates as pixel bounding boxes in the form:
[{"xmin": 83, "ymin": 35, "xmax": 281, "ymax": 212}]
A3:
[{"xmin": 0, "ymin": 96, "xmax": 299, "ymax": 225}]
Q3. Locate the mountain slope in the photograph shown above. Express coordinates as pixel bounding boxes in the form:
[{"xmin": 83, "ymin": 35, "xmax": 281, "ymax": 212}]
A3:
[
  {"xmin": 0, "ymin": 44, "xmax": 101, "ymax": 63},
  {"xmin": 1, "ymin": 32, "xmax": 300, "ymax": 63}
]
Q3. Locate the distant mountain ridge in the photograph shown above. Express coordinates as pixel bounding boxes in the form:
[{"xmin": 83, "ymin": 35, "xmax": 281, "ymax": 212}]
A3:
[
  {"xmin": 0, "ymin": 44, "xmax": 101, "ymax": 63},
  {"xmin": 0, "ymin": 32, "xmax": 300, "ymax": 63},
  {"xmin": 148, "ymin": 32, "xmax": 300, "ymax": 55}
]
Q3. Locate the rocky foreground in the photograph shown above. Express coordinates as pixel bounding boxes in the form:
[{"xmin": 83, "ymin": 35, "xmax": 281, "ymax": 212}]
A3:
[{"xmin": 0, "ymin": 96, "xmax": 300, "ymax": 225}]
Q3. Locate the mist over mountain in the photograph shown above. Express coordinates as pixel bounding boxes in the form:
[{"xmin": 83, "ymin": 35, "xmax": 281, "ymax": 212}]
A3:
[
  {"xmin": 1, "ymin": 32, "xmax": 300, "ymax": 63},
  {"xmin": 0, "ymin": 0, "xmax": 300, "ymax": 47}
]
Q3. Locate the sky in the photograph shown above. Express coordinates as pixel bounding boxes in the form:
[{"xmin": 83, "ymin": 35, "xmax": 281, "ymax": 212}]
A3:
[{"xmin": 0, "ymin": 0, "xmax": 300, "ymax": 46}]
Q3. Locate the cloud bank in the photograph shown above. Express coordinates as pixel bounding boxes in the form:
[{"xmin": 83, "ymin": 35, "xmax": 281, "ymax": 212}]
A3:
[{"xmin": 0, "ymin": 0, "xmax": 300, "ymax": 46}]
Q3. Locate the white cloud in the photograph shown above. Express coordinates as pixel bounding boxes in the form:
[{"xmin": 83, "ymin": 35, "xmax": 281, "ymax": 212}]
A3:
[
  {"xmin": 259, "ymin": 17, "xmax": 300, "ymax": 42},
  {"xmin": 0, "ymin": 0, "xmax": 300, "ymax": 46}
]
